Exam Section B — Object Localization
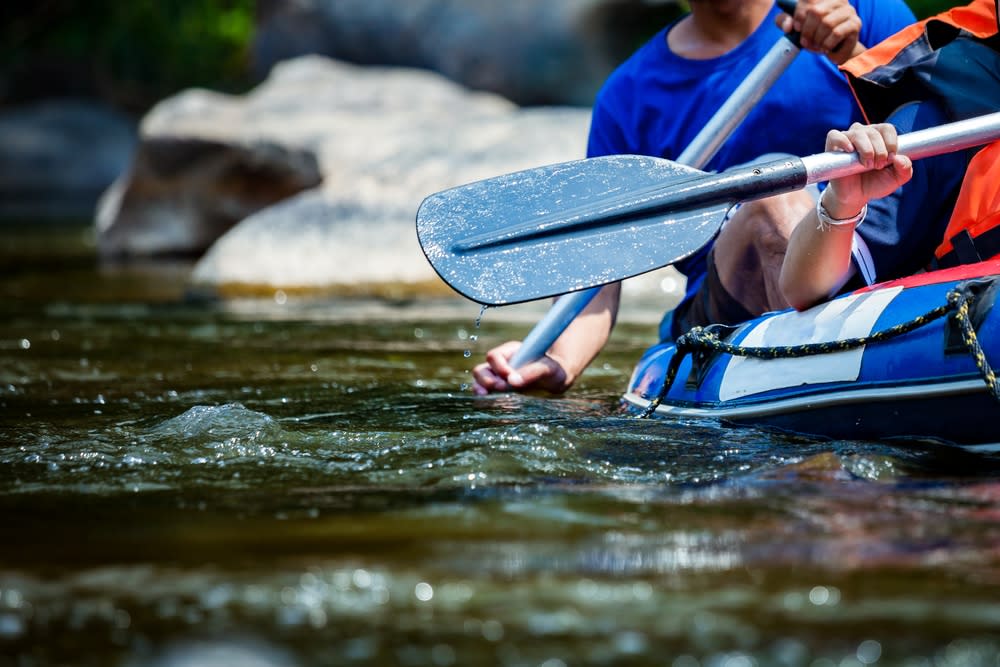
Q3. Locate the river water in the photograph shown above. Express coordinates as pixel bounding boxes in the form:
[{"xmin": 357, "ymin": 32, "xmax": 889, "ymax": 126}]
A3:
[{"xmin": 4, "ymin": 221, "xmax": 1000, "ymax": 667}]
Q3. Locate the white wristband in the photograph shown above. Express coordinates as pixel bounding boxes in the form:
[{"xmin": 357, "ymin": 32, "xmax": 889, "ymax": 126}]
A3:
[{"xmin": 816, "ymin": 193, "xmax": 867, "ymax": 232}]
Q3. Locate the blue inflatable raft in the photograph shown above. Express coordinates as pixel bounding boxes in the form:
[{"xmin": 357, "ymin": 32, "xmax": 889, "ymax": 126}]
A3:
[{"xmin": 624, "ymin": 260, "xmax": 1000, "ymax": 450}]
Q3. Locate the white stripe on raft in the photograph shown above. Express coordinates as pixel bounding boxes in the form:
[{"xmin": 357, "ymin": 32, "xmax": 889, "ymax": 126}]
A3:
[{"xmin": 717, "ymin": 287, "xmax": 901, "ymax": 400}]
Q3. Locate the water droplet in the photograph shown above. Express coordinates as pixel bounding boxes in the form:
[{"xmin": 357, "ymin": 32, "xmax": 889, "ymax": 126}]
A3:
[
  {"xmin": 274, "ymin": 289, "xmax": 287, "ymax": 305},
  {"xmin": 463, "ymin": 350, "xmax": 472, "ymax": 358},
  {"xmin": 857, "ymin": 639, "xmax": 882, "ymax": 664},
  {"xmin": 660, "ymin": 275, "xmax": 680, "ymax": 294},
  {"xmin": 415, "ymin": 582, "xmax": 434, "ymax": 602},
  {"xmin": 353, "ymin": 569, "xmax": 373, "ymax": 589},
  {"xmin": 809, "ymin": 586, "xmax": 831, "ymax": 605},
  {"xmin": 19, "ymin": 339, "xmax": 30, "ymax": 350},
  {"xmin": 475, "ymin": 304, "xmax": 489, "ymax": 328}
]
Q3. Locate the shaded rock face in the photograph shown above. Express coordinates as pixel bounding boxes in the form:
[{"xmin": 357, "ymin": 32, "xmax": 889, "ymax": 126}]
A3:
[
  {"xmin": 97, "ymin": 137, "xmax": 321, "ymax": 257},
  {"xmin": 0, "ymin": 100, "xmax": 136, "ymax": 220},
  {"xmin": 252, "ymin": 0, "xmax": 683, "ymax": 107}
]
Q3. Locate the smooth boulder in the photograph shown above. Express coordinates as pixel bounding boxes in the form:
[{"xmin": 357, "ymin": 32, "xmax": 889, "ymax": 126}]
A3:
[{"xmin": 97, "ymin": 56, "xmax": 591, "ymax": 290}]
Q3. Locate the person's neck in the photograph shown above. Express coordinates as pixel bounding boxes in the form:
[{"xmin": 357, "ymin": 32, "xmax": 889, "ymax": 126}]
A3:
[{"xmin": 667, "ymin": 0, "xmax": 774, "ymax": 60}]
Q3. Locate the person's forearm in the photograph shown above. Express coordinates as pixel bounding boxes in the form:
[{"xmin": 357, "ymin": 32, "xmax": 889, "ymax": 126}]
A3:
[
  {"xmin": 780, "ymin": 120, "xmax": 912, "ymax": 311},
  {"xmin": 780, "ymin": 208, "xmax": 857, "ymax": 311},
  {"xmin": 547, "ymin": 282, "xmax": 621, "ymax": 384}
]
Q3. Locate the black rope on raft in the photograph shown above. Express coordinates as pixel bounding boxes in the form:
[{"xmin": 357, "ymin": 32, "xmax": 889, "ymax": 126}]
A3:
[{"xmin": 638, "ymin": 280, "xmax": 1000, "ymax": 419}]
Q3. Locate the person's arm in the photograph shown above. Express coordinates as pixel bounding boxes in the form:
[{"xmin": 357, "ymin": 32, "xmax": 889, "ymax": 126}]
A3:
[
  {"xmin": 470, "ymin": 67, "xmax": 631, "ymax": 396},
  {"xmin": 779, "ymin": 122, "xmax": 913, "ymax": 310},
  {"xmin": 471, "ymin": 282, "xmax": 620, "ymax": 395},
  {"xmin": 776, "ymin": 0, "xmax": 864, "ymax": 64}
]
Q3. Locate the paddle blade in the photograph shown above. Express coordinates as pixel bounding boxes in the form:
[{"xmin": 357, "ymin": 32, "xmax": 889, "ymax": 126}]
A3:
[{"xmin": 416, "ymin": 155, "xmax": 731, "ymax": 305}]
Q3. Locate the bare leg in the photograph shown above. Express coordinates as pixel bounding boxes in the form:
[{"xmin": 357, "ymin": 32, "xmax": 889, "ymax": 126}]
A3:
[{"xmin": 712, "ymin": 190, "xmax": 815, "ymax": 316}]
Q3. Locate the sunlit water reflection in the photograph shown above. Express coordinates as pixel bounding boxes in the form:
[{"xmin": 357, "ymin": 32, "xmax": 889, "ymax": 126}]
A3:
[{"xmin": 3, "ymin": 223, "xmax": 1000, "ymax": 666}]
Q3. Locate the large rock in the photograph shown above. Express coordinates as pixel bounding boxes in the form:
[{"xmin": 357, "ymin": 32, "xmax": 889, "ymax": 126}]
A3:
[
  {"xmin": 96, "ymin": 83, "xmax": 324, "ymax": 258},
  {"xmin": 187, "ymin": 57, "xmax": 592, "ymax": 293},
  {"xmin": 97, "ymin": 135, "xmax": 321, "ymax": 257},
  {"xmin": 99, "ymin": 56, "xmax": 593, "ymax": 291},
  {"xmin": 253, "ymin": 0, "xmax": 684, "ymax": 106},
  {"xmin": 0, "ymin": 100, "xmax": 136, "ymax": 220}
]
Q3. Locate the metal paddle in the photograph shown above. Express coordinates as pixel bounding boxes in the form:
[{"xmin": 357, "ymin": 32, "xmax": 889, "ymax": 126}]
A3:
[
  {"xmin": 432, "ymin": 0, "xmax": 803, "ymax": 367},
  {"xmin": 417, "ymin": 111, "xmax": 1000, "ymax": 306}
]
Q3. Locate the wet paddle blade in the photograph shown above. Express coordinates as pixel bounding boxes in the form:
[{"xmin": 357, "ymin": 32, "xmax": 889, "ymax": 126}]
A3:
[{"xmin": 417, "ymin": 155, "xmax": 731, "ymax": 305}]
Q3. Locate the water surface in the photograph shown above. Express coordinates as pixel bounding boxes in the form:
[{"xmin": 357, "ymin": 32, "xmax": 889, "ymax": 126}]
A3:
[{"xmin": 3, "ymin": 222, "xmax": 1000, "ymax": 667}]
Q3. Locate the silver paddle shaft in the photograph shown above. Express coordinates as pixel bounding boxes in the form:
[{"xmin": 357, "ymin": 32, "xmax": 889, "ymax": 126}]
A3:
[
  {"xmin": 509, "ymin": 17, "xmax": 802, "ymax": 369},
  {"xmin": 677, "ymin": 38, "xmax": 799, "ymax": 168},
  {"xmin": 802, "ymin": 111, "xmax": 1000, "ymax": 183}
]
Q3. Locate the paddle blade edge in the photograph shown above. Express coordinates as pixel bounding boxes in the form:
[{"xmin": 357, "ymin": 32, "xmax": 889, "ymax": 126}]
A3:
[{"xmin": 416, "ymin": 155, "xmax": 726, "ymax": 305}]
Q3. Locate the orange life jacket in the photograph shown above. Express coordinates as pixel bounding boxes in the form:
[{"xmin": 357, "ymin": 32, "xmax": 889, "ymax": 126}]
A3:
[
  {"xmin": 841, "ymin": 0, "xmax": 1000, "ymax": 124},
  {"xmin": 933, "ymin": 141, "xmax": 1000, "ymax": 267},
  {"xmin": 839, "ymin": 0, "xmax": 1000, "ymax": 269}
]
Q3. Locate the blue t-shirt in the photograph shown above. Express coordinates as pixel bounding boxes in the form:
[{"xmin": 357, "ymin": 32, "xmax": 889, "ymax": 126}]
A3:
[{"xmin": 586, "ymin": 0, "xmax": 916, "ymax": 299}]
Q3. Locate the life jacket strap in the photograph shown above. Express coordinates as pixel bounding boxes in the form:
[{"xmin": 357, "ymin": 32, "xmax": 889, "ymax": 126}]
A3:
[{"xmin": 935, "ymin": 227, "xmax": 1000, "ymax": 269}]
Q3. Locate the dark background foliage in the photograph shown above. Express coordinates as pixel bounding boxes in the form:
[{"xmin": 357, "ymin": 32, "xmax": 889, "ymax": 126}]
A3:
[
  {"xmin": 0, "ymin": 0, "xmax": 254, "ymax": 112},
  {"xmin": 0, "ymin": 0, "xmax": 968, "ymax": 113},
  {"xmin": 907, "ymin": 0, "xmax": 967, "ymax": 17}
]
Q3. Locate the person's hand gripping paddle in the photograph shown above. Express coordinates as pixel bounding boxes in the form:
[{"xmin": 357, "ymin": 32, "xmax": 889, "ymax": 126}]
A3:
[{"xmin": 420, "ymin": 0, "xmax": 805, "ymax": 369}]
